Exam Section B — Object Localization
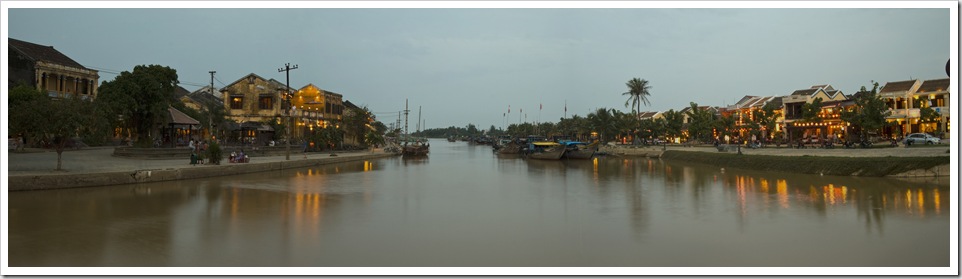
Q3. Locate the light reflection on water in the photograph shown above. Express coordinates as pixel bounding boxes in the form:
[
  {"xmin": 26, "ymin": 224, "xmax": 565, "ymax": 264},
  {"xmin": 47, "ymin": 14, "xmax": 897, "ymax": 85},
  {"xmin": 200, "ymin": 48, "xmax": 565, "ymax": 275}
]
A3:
[{"xmin": 8, "ymin": 139, "xmax": 949, "ymax": 267}]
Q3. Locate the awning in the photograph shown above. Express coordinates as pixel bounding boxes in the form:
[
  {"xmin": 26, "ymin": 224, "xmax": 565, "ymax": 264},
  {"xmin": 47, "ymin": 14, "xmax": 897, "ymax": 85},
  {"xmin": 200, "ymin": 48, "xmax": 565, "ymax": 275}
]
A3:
[{"xmin": 168, "ymin": 107, "xmax": 200, "ymax": 125}]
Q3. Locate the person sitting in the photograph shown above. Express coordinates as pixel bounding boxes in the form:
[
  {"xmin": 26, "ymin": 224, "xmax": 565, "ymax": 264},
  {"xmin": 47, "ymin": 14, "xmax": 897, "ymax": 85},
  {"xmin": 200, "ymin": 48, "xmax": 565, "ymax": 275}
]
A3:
[
  {"xmin": 229, "ymin": 151, "xmax": 237, "ymax": 163},
  {"xmin": 236, "ymin": 150, "xmax": 248, "ymax": 163}
]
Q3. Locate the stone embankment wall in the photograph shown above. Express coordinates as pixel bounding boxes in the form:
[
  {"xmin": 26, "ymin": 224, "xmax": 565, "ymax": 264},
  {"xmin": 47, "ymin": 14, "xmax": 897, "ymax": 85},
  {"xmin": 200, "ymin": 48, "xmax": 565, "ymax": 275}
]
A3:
[
  {"xmin": 599, "ymin": 145, "xmax": 665, "ymax": 158},
  {"xmin": 658, "ymin": 150, "xmax": 949, "ymax": 178},
  {"xmin": 9, "ymin": 153, "xmax": 396, "ymax": 191}
]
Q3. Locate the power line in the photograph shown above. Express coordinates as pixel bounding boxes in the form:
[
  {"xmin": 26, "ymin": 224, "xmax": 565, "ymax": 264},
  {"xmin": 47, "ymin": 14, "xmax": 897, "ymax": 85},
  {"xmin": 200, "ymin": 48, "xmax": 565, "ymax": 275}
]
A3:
[{"xmin": 88, "ymin": 65, "xmax": 212, "ymax": 89}]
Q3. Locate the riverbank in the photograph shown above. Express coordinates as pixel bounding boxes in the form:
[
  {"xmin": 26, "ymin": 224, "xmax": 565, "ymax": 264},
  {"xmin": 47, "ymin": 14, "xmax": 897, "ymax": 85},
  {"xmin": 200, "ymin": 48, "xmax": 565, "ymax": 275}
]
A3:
[
  {"xmin": 600, "ymin": 145, "xmax": 951, "ymax": 177},
  {"xmin": 7, "ymin": 147, "xmax": 397, "ymax": 191}
]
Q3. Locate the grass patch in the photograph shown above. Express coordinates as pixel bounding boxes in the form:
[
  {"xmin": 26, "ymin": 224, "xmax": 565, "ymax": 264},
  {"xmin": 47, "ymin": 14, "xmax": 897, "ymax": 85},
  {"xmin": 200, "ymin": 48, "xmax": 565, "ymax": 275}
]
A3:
[{"xmin": 662, "ymin": 150, "xmax": 948, "ymax": 177}]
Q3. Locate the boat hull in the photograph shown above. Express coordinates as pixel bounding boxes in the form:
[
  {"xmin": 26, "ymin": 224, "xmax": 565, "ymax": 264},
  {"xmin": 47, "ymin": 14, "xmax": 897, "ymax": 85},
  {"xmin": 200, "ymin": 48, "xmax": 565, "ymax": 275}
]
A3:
[{"xmin": 527, "ymin": 145, "xmax": 565, "ymax": 160}]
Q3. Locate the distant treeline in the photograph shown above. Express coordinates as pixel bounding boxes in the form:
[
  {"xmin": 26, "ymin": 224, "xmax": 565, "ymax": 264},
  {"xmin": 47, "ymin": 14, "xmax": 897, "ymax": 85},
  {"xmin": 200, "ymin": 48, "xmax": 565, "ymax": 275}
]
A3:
[{"xmin": 412, "ymin": 124, "xmax": 504, "ymax": 138}]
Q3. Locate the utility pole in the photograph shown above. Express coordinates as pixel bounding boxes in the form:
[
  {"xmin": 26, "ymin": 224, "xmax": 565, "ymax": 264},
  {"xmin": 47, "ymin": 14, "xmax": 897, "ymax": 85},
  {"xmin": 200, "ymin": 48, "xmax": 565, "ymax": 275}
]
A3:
[
  {"xmin": 278, "ymin": 63, "xmax": 298, "ymax": 160},
  {"xmin": 208, "ymin": 71, "xmax": 215, "ymax": 141}
]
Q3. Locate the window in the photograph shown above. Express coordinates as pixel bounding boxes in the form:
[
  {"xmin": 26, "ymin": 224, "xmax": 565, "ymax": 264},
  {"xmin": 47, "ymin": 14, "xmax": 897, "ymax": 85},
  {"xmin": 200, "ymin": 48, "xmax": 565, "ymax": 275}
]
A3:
[
  {"xmin": 231, "ymin": 96, "xmax": 243, "ymax": 109},
  {"xmin": 259, "ymin": 96, "xmax": 273, "ymax": 110}
]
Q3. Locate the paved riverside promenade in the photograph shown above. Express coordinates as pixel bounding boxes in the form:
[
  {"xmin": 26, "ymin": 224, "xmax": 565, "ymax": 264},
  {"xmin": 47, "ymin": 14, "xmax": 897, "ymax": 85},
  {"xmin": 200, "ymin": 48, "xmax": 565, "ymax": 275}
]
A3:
[{"xmin": 7, "ymin": 147, "xmax": 397, "ymax": 191}]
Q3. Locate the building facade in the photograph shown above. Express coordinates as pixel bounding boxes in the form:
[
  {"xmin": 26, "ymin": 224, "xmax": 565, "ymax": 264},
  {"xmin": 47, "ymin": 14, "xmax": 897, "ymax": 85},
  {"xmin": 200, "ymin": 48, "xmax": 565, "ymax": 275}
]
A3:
[
  {"xmin": 8, "ymin": 38, "xmax": 99, "ymax": 100},
  {"xmin": 879, "ymin": 78, "xmax": 950, "ymax": 138},
  {"xmin": 219, "ymin": 73, "xmax": 286, "ymax": 144},
  {"xmin": 780, "ymin": 84, "xmax": 848, "ymax": 142},
  {"xmin": 290, "ymin": 84, "xmax": 346, "ymax": 139}
]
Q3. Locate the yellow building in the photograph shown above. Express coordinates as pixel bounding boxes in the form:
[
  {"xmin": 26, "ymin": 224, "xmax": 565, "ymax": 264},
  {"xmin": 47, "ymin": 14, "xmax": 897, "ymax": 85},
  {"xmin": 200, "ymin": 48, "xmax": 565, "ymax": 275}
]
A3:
[
  {"xmin": 880, "ymin": 78, "xmax": 950, "ymax": 137},
  {"xmin": 8, "ymin": 38, "xmax": 99, "ymax": 100},
  {"xmin": 289, "ymin": 84, "xmax": 346, "ymax": 139},
  {"xmin": 781, "ymin": 84, "xmax": 848, "ymax": 142},
  {"xmin": 219, "ymin": 73, "xmax": 287, "ymax": 144}
]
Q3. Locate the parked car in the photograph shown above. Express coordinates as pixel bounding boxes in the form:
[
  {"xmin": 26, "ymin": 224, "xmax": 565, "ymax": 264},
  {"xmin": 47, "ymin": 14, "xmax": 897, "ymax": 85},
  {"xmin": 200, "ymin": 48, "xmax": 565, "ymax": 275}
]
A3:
[{"xmin": 902, "ymin": 133, "xmax": 941, "ymax": 145}]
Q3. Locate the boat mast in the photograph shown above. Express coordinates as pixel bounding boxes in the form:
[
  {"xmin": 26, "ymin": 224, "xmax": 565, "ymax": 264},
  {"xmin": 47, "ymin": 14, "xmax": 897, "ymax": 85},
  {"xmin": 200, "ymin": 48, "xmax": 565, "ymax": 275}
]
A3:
[
  {"xmin": 417, "ymin": 106, "xmax": 422, "ymax": 133},
  {"xmin": 404, "ymin": 99, "xmax": 410, "ymax": 137}
]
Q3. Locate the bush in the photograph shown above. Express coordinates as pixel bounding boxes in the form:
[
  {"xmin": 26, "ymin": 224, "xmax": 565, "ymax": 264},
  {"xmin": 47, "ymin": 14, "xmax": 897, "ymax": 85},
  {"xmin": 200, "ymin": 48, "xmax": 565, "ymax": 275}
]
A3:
[{"xmin": 207, "ymin": 141, "xmax": 223, "ymax": 165}]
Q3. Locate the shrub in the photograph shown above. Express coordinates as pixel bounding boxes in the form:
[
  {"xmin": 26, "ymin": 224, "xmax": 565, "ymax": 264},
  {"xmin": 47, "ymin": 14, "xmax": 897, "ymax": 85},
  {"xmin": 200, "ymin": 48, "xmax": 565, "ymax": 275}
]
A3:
[{"xmin": 207, "ymin": 141, "xmax": 223, "ymax": 165}]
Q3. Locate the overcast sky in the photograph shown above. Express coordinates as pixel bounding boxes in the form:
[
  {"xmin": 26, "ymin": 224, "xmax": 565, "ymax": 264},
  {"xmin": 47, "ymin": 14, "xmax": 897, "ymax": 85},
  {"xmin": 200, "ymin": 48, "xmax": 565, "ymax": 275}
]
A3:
[{"xmin": 4, "ymin": 2, "xmax": 952, "ymax": 131}]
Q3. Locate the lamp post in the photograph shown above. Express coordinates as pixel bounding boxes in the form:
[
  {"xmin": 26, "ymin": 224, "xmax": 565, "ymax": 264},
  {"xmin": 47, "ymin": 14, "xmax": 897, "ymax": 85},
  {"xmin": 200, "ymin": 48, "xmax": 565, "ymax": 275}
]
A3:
[{"xmin": 278, "ymin": 63, "xmax": 298, "ymax": 160}]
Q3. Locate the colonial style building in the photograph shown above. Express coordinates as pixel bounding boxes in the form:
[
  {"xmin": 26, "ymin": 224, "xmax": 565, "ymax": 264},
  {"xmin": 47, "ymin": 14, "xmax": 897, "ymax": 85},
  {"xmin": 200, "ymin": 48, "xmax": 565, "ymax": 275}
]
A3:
[
  {"xmin": 8, "ymin": 38, "xmax": 99, "ymax": 100},
  {"xmin": 780, "ymin": 84, "xmax": 848, "ymax": 142},
  {"xmin": 726, "ymin": 95, "xmax": 780, "ymax": 140},
  {"xmin": 915, "ymin": 78, "xmax": 950, "ymax": 136},
  {"xmin": 291, "ymin": 84, "xmax": 345, "ymax": 139},
  {"xmin": 219, "ymin": 73, "xmax": 287, "ymax": 144},
  {"xmin": 879, "ymin": 78, "xmax": 950, "ymax": 137}
]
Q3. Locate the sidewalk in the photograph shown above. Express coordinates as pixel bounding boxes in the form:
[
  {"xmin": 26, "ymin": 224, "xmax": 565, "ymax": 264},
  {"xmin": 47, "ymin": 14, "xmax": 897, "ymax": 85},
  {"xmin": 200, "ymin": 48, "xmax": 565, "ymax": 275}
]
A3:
[
  {"xmin": 7, "ymin": 147, "xmax": 397, "ymax": 190},
  {"xmin": 7, "ymin": 147, "xmax": 390, "ymax": 175}
]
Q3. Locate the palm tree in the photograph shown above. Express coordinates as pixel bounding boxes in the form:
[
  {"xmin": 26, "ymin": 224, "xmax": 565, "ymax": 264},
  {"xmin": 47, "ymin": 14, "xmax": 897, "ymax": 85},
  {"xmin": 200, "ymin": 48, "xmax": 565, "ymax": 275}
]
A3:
[{"xmin": 623, "ymin": 78, "xmax": 652, "ymax": 119}]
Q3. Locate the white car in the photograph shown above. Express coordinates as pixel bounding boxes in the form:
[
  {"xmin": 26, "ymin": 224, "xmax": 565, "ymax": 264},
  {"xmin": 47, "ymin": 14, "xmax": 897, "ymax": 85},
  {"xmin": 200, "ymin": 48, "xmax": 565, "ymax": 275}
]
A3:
[{"xmin": 903, "ymin": 133, "xmax": 940, "ymax": 145}]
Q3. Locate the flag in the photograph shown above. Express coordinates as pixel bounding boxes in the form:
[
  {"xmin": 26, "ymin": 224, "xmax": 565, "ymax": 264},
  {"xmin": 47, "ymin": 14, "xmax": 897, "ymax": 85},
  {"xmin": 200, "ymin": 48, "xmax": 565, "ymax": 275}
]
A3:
[
  {"xmin": 508, "ymin": 105, "xmax": 510, "ymax": 113},
  {"xmin": 540, "ymin": 103, "xmax": 543, "ymax": 110}
]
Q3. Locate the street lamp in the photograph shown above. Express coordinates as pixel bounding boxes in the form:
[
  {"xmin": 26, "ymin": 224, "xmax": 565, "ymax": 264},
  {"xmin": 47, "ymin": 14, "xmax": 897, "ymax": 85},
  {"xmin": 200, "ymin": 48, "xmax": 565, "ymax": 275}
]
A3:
[{"xmin": 278, "ymin": 63, "xmax": 298, "ymax": 160}]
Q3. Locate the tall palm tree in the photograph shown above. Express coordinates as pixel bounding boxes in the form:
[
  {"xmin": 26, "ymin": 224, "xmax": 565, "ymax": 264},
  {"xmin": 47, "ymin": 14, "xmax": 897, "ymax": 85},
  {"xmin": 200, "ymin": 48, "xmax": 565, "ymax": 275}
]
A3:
[{"xmin": 623, "ymin": 78, "xmax": 652, "ymax": 119}]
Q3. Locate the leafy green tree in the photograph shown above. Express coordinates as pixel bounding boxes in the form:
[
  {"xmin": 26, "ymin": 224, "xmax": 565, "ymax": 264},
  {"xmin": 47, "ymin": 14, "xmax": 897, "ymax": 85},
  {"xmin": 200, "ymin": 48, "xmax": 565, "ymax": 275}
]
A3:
[
  {"xmin": 840, "ymin": 82, "xmax": 891, "ymax": 140},
  {"xmin": 8, "ymin": 85, "xmax": 48, "ymax": 148},
  {"xmin": 801, "ymin": 97, "xmax": 824, "ymax": 123},
  {"xmin": 714, "ymin": 114, "xmax": 737, "ymax": 142},
  {"xmin": 465, "ymin": 123, "xmax": 480, "ymax": 136},
  {"xmin": 662, "ymin": 109, "xmax": 684, "ymax": 142},
  {"xmin": 317, "ymin": 124, "xmax": 344, "ymax": 150},
  {"xmin": 96, "ymin": 65, "xmax": 179, "ymax": 146},
  {"xmin": 588, "ymin": 108, "xmax": 618, "ymax": 143},
  {"xmin": 919, "ymin": 107, "xmax": 940, "ymax": 123},
  {"xmin": 622, "ymin": 78, "xmax": 652, "ymax": 119},
  {"xmin": 614, "ymin": 110, "xmax": 639, "ymax": 142},
  {"xmin": 344, "ymin": 106, "xmax": 374, "ymax": 146},
  {"xmin": 757, "ymin": 102, "xmax": 782, "ymax": 141},
  {"xmin": 685, "ymin": 102, "xmax": 716, "ymax": 143},
  {"xmin": 9, "ymin": 87, "xmax": 100, "ymax": 170},
  {"xmin": 364, "ymin": 130, "xmax": 385, "ymax": 148}
]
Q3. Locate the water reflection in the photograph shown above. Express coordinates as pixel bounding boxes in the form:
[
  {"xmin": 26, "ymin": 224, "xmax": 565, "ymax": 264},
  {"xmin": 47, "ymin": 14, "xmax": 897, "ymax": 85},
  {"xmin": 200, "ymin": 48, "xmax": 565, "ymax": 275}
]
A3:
[{"xmin": 7, "ymin": 141, "xmax": 949, "ymax": 267}]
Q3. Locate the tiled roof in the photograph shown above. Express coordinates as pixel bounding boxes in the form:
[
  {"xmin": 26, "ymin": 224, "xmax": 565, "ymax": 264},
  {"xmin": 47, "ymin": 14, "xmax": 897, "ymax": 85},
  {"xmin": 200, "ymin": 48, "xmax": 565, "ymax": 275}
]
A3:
[
  {"xmin": 791, "ymin": 88, "xmax": 818, "ymax": 96},
  {"xmin": 734, "ymin": 95, "xmax": 758, "ymax": 106},
  {"xmin": 766, "ymin": 97, "xmax": 783, "ymax": 108},
  {"xmin": 187, "ymin": 90, "xmax": 222, "ymax": 107},
  {"xmin": 344, "ymin": 100, "xmax": 360, "ymax": 110},
  {"xmin": 879, "ymin": 80, "xmax": 918, "ymax": 93},
  {"xmin": 638, "ymin": 111, "xmax": 658, "ymax": 118},
  {"xmin": 8, "ymin": 38, "xmax": 90, "ymax": 70},
  {"xmin": 917, "ymin": 78, "xmax": 949, "ymax": 93},
  {"xmin": 810, "ymin": 84, "xmax": 835, "ymax": 91},
  {"xmin": 174, "ymin": 86, "xmax": 191, "ymax": 99},
  {"xmin": 169, "ymin": 107, "xmax": 200, "ymax": 125}
]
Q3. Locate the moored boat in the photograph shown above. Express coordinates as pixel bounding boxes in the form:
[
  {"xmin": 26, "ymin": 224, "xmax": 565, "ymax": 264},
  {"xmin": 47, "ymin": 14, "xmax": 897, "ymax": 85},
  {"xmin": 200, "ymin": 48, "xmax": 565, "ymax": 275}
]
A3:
[
  {"xmin": 525, "ymin": 141, "xmax": 565, "ymax": 160},
  {"xmin": 561, "ymin": 141, "xmax": 599, "ymax": 159},
  {"xmin": 402, "ymin": 139, "xmax": 430, "ymax": 157}
]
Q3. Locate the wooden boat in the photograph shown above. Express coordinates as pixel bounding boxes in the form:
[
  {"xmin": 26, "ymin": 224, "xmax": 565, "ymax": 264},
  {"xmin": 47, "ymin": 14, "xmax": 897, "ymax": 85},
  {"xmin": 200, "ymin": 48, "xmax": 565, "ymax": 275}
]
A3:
[
  {"xmin": 562, "ymin": 141, "xmax": 599, "ymax": 159},
  {"xmin": 526, "ymin": 141, "xmax": 565, "ymax": 160},
  {"xmin": 497, "ymin": 140, "xmax": 522, "ymax": 154},
  {"xmin": 402, "ymin": 140, "xmax": 430, "ymax": 157}
]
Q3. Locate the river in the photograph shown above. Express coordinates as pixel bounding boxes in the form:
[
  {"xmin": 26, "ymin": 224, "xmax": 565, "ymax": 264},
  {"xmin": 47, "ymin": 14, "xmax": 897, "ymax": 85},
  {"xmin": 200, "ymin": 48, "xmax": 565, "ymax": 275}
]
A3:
[{"xmin": 7, "ymin": 139, "xmax": 950, "ymax": 269}]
